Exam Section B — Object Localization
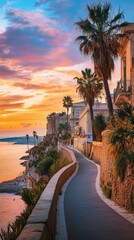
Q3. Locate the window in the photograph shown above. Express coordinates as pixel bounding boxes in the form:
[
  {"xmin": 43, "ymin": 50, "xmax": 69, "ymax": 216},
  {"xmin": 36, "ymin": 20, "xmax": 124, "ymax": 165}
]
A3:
[{"xmin": 75, "ymin": 108, "xmax": 80, "ymax": 118}]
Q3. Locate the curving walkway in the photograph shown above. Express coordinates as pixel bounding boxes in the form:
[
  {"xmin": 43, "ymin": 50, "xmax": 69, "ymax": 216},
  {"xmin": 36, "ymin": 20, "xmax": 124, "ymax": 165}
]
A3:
[{"xmin": 64, "ymin": 149, "xmax": 134, "ymax": 240}]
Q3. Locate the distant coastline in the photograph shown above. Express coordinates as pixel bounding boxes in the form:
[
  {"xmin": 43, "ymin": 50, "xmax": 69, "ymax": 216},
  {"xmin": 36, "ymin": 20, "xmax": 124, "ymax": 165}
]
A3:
[
  {"xmin": 0, "ymin": 138, "xmax": 33, "ymax": 193},
  {"xmin": 0, "ymin": 136, "xmax": 43, "ymax": 145},
  {"xmin": 0, "ymin": 175, "xmax": 27, "ymax": 194},
  {"xmin": 0, "ymin": 136, "xmax": 43, "ymax": 193}
]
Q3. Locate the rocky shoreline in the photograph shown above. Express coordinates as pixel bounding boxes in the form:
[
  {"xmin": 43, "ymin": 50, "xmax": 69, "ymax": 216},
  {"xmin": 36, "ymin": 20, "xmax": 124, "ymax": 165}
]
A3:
[
  {"xmin": 0, "ymin": 175, "xmax": 27, "ymax": 194},
  {"xmin": 0, "ymin": 154, "xmax": 29, "ymax": 194}
]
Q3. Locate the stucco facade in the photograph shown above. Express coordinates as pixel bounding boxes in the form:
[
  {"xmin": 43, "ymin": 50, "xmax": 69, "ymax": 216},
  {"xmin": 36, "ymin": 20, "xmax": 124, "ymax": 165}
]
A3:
[
  {"xmin": 79, "ymin": 102, "xmax": 110, "ymax": 137},
  {"xmin": 70, "ymin": 101, "xmax": 85, "ymax": 134},
  {"xmin": 114, "ymin": 23, "xmax": 134, "ymax": 106}
]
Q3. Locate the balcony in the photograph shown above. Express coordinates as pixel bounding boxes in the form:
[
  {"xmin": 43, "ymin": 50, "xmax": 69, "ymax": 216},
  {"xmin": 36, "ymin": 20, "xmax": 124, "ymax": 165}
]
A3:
[{"xmin": 114, "ymin": 80, "xmax": 131, "ymax": 105}]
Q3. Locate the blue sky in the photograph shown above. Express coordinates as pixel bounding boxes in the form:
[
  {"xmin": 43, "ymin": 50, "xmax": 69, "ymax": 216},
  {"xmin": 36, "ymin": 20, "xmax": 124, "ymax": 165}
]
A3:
[{"xmin": 0, "ymin": 0, "xmax": 134, "ymax": 137}]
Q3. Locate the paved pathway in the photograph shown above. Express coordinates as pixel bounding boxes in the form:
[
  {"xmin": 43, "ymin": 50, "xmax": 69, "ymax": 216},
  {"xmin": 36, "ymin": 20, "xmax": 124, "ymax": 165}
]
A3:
[{"xmin": 64, "ymin": 149, "xmax": 134, "ymax": 240}]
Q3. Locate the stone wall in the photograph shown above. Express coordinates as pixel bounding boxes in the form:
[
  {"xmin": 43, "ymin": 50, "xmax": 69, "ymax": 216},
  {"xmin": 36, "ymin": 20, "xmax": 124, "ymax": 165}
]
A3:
[
  {"xmin": 91, "ymin": 130, "xmax": 134, "ymax": 212},
  {"xmin": 17, "ymin": 146, "xmax": 77, "ymax": 240},
  {"xmin": 90, "ymin": 141, "xmax": 102, "ymax": 164}
]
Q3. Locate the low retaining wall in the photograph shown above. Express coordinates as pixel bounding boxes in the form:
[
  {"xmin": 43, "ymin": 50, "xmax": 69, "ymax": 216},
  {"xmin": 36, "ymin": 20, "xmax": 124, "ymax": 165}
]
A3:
[{"xmin": 17, "ymin": 146, "xmax": 77, "ymax": 240}]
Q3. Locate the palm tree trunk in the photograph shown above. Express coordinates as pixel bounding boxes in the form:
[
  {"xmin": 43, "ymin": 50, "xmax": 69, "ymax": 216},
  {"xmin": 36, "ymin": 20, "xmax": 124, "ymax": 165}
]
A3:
[
  {"xmin": 103, "ymin": 79, "xmax": 113, "ymax": 116},
  {"xmin": 89, "ymin": 105, "xmax": 96, "ymax": 141},
  {"xmin": 27, "ymin": 142, "xmax": 29, "ymax": 151},
  {"xmin": 67, "ymin": 108, "xmax": 69, "ymax": 133}
]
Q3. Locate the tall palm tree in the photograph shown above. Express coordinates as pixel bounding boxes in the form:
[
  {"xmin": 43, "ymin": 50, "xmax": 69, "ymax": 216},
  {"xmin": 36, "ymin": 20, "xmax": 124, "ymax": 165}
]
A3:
[
  {"xmin": 75, "ymin": 2, "xmax": 128, "ymax": 116},
  {"xmin": 74, "ymin": 68, "xmax": 103, "ymax": 140},
  {"xmin": 33, "ymin": 131, "xmax": 37, "ymax": 146},
  {"xmin": 26, "ymin": 134, "xmax": 29, "ymax": 151},
  {"xmin": 63, "ymin": 96, "xmax": 73, "ymax": 133}
]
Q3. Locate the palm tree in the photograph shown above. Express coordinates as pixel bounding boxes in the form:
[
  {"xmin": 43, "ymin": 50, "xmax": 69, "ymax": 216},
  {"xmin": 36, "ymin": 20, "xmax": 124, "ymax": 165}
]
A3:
[
  {"xmin": 35, "ymin": 134, "xmax": 38, "ymax": 145},
  {"xmin": 63, "ymin": 96, "xmax": 73, "ymax": 133},
  {"xmin": 26, "ymin": 134, "xmax": 29, "ymax": 151},
  {"xmin": 108, "ymin": 102, "xmax": 134, "ymax": 180},
  {"xmin": 75, "ymin": 2, "xmax": 128, "ymax": 116},
  {"xmin": 74, "ymin": 68, "xmax": 103, "ymax": 140},
  {"xmin": 33, "ymin": 131, "xmax": 37, "ymax": 146},
  {"xmin": 93, "ymin": 114, "xmax": 107, "ymax": 140}
]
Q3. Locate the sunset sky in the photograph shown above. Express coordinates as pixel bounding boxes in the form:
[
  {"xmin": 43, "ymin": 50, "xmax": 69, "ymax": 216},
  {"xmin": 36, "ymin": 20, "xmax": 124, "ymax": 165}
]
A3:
[{"xmin": 0, "ymin": 0, "xmax": 134, "ymax": 138}]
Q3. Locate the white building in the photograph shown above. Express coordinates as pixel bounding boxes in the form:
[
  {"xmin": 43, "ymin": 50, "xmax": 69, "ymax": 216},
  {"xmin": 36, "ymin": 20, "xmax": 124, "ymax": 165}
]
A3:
[
  {"xmin": 79, "ymin": 101, "xmax": 109, "ymax": 137},
  {"xmin": 71, "ymin": 94, "xmax": 116, "ymax": 140},
  {"xmin": 69, "ymin": 101, "xmax": 85, "ymax": 135}
]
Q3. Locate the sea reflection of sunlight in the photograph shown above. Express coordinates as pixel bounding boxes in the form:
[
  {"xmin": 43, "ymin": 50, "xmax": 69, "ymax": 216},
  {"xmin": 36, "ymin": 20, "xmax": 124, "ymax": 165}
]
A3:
[{"xmin": 0, "ymin": 193, "xmax": 26, "ymax": 230}]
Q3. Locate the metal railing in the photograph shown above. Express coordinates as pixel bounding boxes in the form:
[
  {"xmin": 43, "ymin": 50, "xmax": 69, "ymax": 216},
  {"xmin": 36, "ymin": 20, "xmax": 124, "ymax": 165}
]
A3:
[{"xmin": 114, "ymin": 80, "xmax": 131, "ymax": 102}]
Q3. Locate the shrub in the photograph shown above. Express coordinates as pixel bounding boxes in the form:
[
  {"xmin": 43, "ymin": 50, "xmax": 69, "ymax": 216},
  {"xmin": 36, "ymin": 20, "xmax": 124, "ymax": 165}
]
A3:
[
  {"xmin": 93, "ymin": 114, "xmax": 107, "ymax": 140},
  {"xmin": 0, "ymin": 207, "xmax": 32, "ymax": 240},
  {"xmin": 49, "ymin": 155, "xmax": 70, "ymax": 176},
  {"xmin": 101, "ymin": 182, "xmax": 112, "ymax": 199},
  {"xmin": 36, "ymin": 149, "xmax": 60, "ymax": 176},
  {"xmin": 21, "ymin": 177, "xmax": 47, "ymax": 206},
  {"xmin": 107, "ymin": 102, "xmax": 134, "ymax": 181}
]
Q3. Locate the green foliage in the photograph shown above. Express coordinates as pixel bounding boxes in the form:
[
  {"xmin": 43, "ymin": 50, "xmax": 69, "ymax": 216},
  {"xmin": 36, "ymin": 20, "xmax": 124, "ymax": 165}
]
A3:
[
  {"xmin": 0, "ymin": 177, "xmax": 47, "ymax": 239},
  {"xmin": 49, "ymin": 155, "xmax": 70, "ymax": 176},
  {"xmin": 36, "ymin": 149, "xmax": 60, "ymax": 176},
  {"xmin": 0, "ymin": 141, "xmax": 70, "ymax": 239},
  {"xmin": 107, "ymin": 102, "xmax": 134, "ymax": 181},
  {"xmin": 62, "ymin": 132, "xmax": 71, "ymax": 140},
  {"xmin": 103, "ymin": 185, "xmax": 112, "ymax": 199},
  {"xmin": 75, "ymin": 3, "xmax": 128, "ymax": 115},
  {"xmin": 0, "ymin": 207, "xmax": 32, "ymax": 240},
  {"xmin": 21, "ymin": 177, "xmax": 47, "ymax": 206},
  {"xmin": 101, "ymin": 181, "xmax": 112, "ymax": 199},
  {"xmin": 75, "ymin": 68, "xmax": 103, "ymax": 140},
  {"xmin": 63, "ymin": 96, "xmax": 73, "ymax": 109},
  {"xmin": 93, "ymin": 114, "xmax": 107, "ymax": 140},
  {"xmin": 75, "ymin": 68, "xmax": 103, "ymax": 106},
  {"xmin": 46, "ymin": 149, "xmax": 60, "ymax": 159},
  {"xmin": 21, "ymin": 188, "xmax": 35, "ymax": 206},
  {"xmin": 115, "ymin": 102, "xmax": 134, "ymax": 124},
  {"xmin": 36, "ymin": 157, "xmax": 53, "ymax": 175}
]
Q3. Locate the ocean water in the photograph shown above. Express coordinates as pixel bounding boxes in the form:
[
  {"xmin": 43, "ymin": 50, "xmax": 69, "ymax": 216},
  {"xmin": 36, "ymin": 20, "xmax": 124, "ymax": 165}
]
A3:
[
  {"xmin": 0, "ymin": 141, "xmax": 29, "ymax": 230},
  {"xmin": 0, "ymin": 193, "xmax": 26, "ymax": 230},
  {"xmin": 0, "ymin": 142, "xmax": 28, "ymax": 183}
]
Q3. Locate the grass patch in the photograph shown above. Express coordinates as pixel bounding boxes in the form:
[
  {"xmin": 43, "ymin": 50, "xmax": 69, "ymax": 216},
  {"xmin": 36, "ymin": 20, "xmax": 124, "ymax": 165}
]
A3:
[{"xmin": 101, "ymin": 181, "xmax": 112, "ymax": 199}]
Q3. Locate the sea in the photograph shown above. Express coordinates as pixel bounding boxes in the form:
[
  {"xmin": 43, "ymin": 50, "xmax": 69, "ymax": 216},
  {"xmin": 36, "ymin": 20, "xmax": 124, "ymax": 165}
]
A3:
[{"xmin": 0, "ymin": 136, "xmax": 43, "ymax": 231}]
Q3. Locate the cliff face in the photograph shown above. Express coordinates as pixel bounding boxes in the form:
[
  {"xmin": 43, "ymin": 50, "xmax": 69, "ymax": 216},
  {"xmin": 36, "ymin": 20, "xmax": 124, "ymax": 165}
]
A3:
[
  {"xmin": 92, "ymin": 130, "xmax": 134, "ymax": 212},
  {"xmin": 26, "ymin": 134, "xmax": 58, "ymax": 187}
]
